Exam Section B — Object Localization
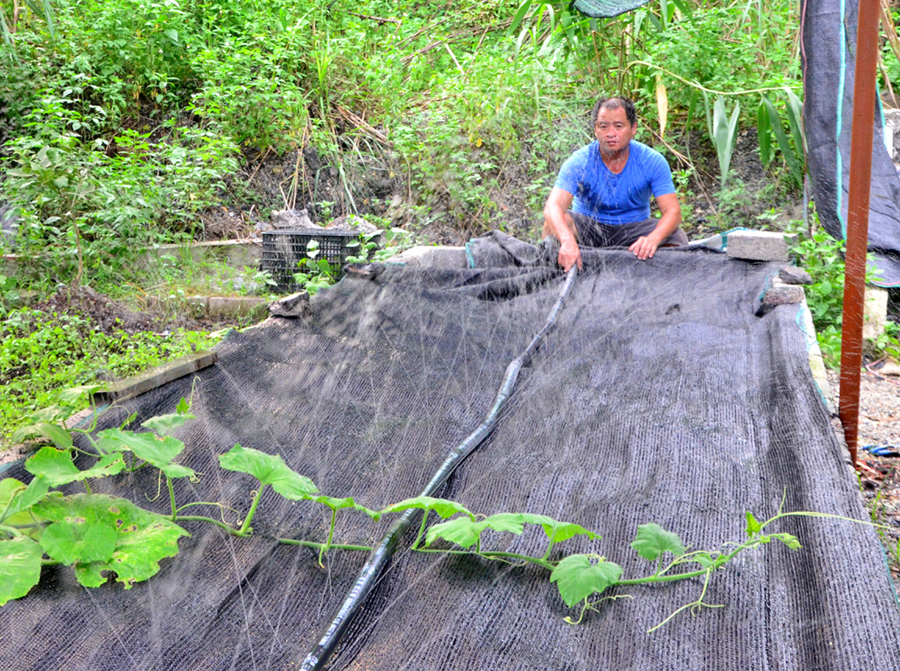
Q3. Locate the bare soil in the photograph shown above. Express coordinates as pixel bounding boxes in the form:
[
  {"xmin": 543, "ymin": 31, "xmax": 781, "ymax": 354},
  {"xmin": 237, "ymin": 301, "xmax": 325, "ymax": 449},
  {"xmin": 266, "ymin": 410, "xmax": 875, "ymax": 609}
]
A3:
[
  {"xmin": 34, "ymin": 283, "xmax": 246, "ymax": 335},
  {"xmin": 828, "ymin": 367, "xmax": 900, "ymax": 590}
]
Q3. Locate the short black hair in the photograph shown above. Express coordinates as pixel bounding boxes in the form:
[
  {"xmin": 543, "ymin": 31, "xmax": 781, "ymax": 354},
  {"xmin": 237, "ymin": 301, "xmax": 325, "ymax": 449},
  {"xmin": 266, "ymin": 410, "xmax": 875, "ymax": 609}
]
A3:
[{"xmin": 591, "ymin": 97, "xmax": 637, "ymax": 127}]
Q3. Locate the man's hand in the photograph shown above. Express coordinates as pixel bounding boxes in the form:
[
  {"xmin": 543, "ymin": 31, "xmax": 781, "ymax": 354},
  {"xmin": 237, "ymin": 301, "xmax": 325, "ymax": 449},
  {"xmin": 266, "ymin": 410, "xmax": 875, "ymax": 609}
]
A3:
[
  {"xmin": 558, "ymin": 238, "xmax": 583, "ymax": 272},
  {"xmin": 630, "ymin": 193, "xmax": 682, "ymax": 261},
  {"xmin": 629, "ymin": 234, "xmax": 662, "ymax": 261}
]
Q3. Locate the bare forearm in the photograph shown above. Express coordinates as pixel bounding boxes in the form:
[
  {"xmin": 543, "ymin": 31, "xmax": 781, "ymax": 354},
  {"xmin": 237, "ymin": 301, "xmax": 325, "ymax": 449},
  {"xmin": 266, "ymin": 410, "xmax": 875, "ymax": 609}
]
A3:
[
  {"xmin": 543, "ymin": 205, "xmax": 576, "ymax": 243},
  {"xmin": 648, "ymin": 207, "xmax": 681, "ymax": 243}
]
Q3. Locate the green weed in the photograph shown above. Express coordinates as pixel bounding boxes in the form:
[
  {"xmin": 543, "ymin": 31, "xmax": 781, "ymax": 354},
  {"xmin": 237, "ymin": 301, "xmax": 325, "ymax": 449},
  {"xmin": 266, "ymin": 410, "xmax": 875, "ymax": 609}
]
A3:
[{"xmin": 0, "ymin": 308, "xmax": 217, "ymax": 444}]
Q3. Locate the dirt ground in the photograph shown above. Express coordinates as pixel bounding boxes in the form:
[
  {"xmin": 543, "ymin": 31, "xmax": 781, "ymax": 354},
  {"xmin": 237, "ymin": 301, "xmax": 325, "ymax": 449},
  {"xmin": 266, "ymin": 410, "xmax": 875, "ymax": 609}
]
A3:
[{"xmin": 828, "ymin": 367, "xmax": 900, "ymax": 589}]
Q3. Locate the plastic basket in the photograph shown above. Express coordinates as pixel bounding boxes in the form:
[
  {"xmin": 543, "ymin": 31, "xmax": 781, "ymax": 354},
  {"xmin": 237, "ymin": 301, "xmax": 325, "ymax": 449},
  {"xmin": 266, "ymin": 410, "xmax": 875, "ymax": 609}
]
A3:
[{"xmin": 261, "ymin": 229, "xmax": 362, "ymax": 293}]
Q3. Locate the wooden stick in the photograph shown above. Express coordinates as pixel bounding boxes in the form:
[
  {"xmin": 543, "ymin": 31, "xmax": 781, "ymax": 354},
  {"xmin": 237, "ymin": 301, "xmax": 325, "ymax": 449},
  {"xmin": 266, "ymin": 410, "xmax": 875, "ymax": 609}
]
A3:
[
  {"xmin": 402, "ymin": 20, "xmax": 512, "ymax": 64},
  {"xmin": 443, "ymin": 42, "xmax": 465, "ymax": 76},
  {"xmin": 348, "ymin": 11, "xmax": 401, "ymax": 26},
  {"xmin": 397, "ymin": 17, "xmax": 448, "ymax": 47},
  {"xmin": 336, "ymin": 106, "xmax": 390, "ymax": 145}
]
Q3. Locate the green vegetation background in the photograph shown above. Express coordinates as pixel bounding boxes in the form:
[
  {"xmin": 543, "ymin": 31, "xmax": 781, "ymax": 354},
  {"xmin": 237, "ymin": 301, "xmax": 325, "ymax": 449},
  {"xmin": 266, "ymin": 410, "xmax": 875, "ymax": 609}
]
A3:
[{"xmin": 1, "ymin": 0, "xmax": 898, "ymax": 443}]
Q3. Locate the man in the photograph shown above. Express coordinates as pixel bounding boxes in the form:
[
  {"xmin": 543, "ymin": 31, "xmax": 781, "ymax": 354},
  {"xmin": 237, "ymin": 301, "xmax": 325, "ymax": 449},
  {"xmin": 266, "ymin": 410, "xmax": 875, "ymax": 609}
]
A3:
[{"xmin": 543, "ymin": 96, "xmax": 687, "ymax": 271}]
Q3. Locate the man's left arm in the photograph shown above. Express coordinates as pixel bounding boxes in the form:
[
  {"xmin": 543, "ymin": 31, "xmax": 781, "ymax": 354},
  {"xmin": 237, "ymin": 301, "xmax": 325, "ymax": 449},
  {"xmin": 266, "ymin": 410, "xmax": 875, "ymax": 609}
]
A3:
[{"xmin": 628, "ymin": 193, "xmax": 682, "ymax": 260}]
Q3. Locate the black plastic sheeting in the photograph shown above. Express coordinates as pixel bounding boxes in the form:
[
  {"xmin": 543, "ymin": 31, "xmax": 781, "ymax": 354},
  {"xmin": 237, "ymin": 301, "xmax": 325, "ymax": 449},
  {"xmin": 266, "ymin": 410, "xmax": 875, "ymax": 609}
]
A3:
[
  {"xmin": 2, "ymin": 249, "xmax": 900, "ymax": 670},
  {"xmin": 803, "ymin": 0, "xmax": 900, "ymax": 286}
]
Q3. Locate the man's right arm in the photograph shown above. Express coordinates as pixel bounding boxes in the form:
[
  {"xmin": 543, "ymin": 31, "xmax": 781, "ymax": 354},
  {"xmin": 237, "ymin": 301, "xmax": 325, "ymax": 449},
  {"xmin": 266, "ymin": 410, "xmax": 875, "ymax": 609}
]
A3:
[{"xmin": 543, "ymin": 187, "xmax": 582, "ymax": 271}]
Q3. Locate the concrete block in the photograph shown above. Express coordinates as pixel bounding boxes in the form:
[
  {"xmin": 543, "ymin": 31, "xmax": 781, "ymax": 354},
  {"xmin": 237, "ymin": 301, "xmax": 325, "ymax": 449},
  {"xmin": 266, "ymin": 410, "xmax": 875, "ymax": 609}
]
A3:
[
  {"xmin": 389, "ymin": 246, "xmax": 468, "ymax": 269},
  {"xmin": 863, "ymin": 284, "xmax": 889, "ymax": 341},
  {"xmin": 269, "ymin": 291, "xmax": 310, "ymax": 318},
  {"xmin": 763, "ymin": 278, "xmax": 805, "ymax": 306},
  {"xmin": 207, "ymin": 296, "xmax": 267, "ymax": 319},
  {"xmin": 186, "ymin": 295, "xmax": 209, "ymax": 319},
  {"xmin": 3, "ymin": 254, "xmax": 19, "ymax": 276},
  {"xmin": 91, "ymin": 350, "xmax": 218, "ymax": 405},
  {"xmin": 726, "ymin": 230, "xmax": 796, "ymax": 262},
  {"xmin": 147, "ymin": 240, "xmax": 262, "ymax": 268},
  {"xmin": 778, "ymin": 266, "xmax": 813, "ymax": 285},
  {"xmin": 800, "ymin": 298, "xmax": 835, "ymax": 413}
]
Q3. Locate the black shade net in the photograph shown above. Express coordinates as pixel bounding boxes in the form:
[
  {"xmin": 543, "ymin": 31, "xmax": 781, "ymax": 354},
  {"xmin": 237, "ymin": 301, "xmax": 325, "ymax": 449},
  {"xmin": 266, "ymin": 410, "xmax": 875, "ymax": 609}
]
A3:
[
  {"xmin": 2, "ymin": 247, "xmax": 899, "ymax": 670},
  {"xmin": 803, "ymin": 0, "xmax": 900, "ymax": 286}
]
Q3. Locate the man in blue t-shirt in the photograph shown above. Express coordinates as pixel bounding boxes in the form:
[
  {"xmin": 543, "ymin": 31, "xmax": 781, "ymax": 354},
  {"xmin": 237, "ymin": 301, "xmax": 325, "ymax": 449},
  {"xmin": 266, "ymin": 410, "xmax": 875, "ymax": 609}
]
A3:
[{"xmin": 543, "ymin": 96, "xmax": 687, "ymax": 270}]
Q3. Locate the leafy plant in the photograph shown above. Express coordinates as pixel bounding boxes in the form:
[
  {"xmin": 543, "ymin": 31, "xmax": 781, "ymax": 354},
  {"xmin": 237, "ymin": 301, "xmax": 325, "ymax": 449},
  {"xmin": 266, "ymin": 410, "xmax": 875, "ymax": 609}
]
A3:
[
  {"xmin": 790, "ymin": 226, "xmax": 845, "ymax": 366},
  {"xmin": 758, "ymin": 90, "xmax": 805, "ymax": 188},
  {"xmin": 0, "ymin": 308, "xmax": 217, "ymax": 445},
  {"xmin": 704, "ymin": 94, "xmax": 741, "ymax": 188},
  {"xmin": 789, "ymin": 223, "xmax": 900, "ymax": 366}
]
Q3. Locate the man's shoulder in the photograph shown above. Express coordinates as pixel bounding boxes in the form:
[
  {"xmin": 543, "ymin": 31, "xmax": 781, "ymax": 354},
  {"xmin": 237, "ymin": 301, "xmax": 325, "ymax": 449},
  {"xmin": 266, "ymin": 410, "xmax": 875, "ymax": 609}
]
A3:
[
  {"xmin": 559, "ymin": 141, "xmax": 598, "ymax": 175},
  {"xmin": 569, "ymin": 141, "xmax": 597, "ymax": 162},
  {"xmin": 629, "ymin": 140, "xmax": 667, "ymax": 162}
]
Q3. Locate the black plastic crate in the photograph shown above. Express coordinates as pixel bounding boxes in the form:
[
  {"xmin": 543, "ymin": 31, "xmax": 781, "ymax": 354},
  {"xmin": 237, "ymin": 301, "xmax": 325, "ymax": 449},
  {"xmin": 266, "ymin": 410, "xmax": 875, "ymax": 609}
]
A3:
[{"xmin": 261, "ymin": 229, "xmax": 363, "ymax": 293}]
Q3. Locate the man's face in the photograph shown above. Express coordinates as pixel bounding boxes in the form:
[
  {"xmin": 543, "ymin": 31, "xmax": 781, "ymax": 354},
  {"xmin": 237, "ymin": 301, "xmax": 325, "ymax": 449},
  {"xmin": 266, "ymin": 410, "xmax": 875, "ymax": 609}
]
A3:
[{"xmin": 594, "ymin": 106, "xmax": 636, "ymax": 155}]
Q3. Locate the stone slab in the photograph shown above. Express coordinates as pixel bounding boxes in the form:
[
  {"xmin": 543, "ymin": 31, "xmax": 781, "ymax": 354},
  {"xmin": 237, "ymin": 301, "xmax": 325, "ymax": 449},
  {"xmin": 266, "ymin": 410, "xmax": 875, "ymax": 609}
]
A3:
[
  {"xmin": 863, "ymin": 284, "xmax": 889, "ymax": 341},
  {"xmin": 763, "ymin": 279, "xmax": 806, "ymax": 306},
  {"xmin": 726, "ymin": 230, "xmax": 796, "ymax": 262},
  {"xmin": 389, "ymin": 246, "xmax": 468, "ymax": 269},
  {"xmin": 778, "ymin": 266, "xmax": 813, "ymax": 285},
  {"xmin": 207, "ymin": 296, "xmax": 267, "ymax": 319},
  {"xmin": 2, "ymin": 254, "xmax": 17, "ymax": 276},
  {"xmin": 269, "ymin": 291, "xmax": 310, "ymax": 318},
  {"xmin": 91, "ymin": 350, "xmax": 218, "ymax": 405},
  {"xmin": 145, "ymin": 240, "xmax": 262, "ymax": 268}
]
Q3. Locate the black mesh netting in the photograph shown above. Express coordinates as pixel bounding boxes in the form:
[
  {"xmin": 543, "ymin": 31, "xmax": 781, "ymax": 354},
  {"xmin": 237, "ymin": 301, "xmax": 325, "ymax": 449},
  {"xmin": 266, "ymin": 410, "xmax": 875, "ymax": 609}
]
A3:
[
  {"xmin": 803, "ymin": 0, "xmax": 900, "ymax": 286},
  {"xmin": 2, "ymin": 248, "xmax": 899, "ymax": 670}
]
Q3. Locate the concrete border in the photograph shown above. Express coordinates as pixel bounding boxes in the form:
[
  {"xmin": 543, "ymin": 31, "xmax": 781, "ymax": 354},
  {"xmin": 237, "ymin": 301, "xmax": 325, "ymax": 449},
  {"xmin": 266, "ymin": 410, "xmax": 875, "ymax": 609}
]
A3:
[
  {"xmin": 144, "ymin": 239, "xmax": 262, "ymax": 268},
  {"xmin": 798, "ymin": 298, "xmax": 835, "ymax": 414},
  {"xmin": 91, "ymin": 350, "xmax": 218, "ymax": 405}
]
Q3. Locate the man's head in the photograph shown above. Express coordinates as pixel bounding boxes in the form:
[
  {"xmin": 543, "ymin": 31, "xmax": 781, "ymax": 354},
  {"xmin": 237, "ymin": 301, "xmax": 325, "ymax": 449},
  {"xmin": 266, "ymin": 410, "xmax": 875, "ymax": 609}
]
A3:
[
  {"xmin": 592, "ymin": 97, "xmax": 637, "ymax": 156},
  {"xmin": 591, "ymin": 97, "xmax": 637, "ymax": 127}
]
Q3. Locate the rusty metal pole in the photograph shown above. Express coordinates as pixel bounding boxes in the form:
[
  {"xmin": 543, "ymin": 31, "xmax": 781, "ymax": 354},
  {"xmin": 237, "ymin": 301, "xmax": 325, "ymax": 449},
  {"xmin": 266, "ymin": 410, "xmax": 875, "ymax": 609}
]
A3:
[{"xmin": 839, "ymin": 0, "xmax": 881, "ymax": 469}]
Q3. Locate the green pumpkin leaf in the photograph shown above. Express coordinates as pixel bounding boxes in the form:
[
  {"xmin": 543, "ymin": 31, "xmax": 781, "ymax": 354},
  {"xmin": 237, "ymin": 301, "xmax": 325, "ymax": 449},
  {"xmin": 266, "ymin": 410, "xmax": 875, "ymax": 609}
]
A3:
[
  {"xmin": 550, "ymin": 554, "xmax": 623, "ymax": 608},
  {"xmin": 175, "ymin": 397, "xmax": 191, "ymax": 415},
  {"xmin": 426, "ymin": 516, "xmax": 483, "ymax": 548},
  {"xmin": 482, "ymin": 512, "xmax": 528, "ymax": 535},
  {"xmin": 515, "ymin": 513, "xmax": 602, "ymax": 544},
  {"xmin": 745, "ymin": 511, "xmax": 762, "ymax": 537},
  {"xmin": 219, "ymin": 444, "xmax": 318, "ymax": 500},
  {"xmin": 693, "ymin": 552, "xmax": 715, "ymax": 569},
  {"xmin": 0, "ymin": 536, "xmax": 44, "ymax": 605},
  {"xmin": 40, "ymin": 521, "xmax": 117, "ymax": 565},
  {"xmin": 425, "ymin": 512, "xmax": 526, "ymax": 549},
  {"xmin": 73, "ymin": 561, "xmax": 108, "ymax": 588},
  {"xmin": 25, "ymin": 447, "xmax": 125, "ymax": 486},
  {"xmin": 308, "ymin": 495, "xmax": 380, "ymax": 520},
  {"xmin": 11, "ymin": 422, "xmax": 73, "ymax": 450},
  {"xmin": 770, "ymin": 533, "xmax": 801, "ymax": 550},
  {"xmin": 57, "ymin": 384, "xmax": 103, "ymax": 405},
  {"xmin": 0, "ymin": 477, "xmax": 51, "ymax": 527},
  {"xmin": 381, "ymin": 496, "xmax": 475, "ymax": 520},
  {"xmin": 97, "ymin": 429, "xmax": 193, "ymax": 479},
  {"xmin": 32, "ymin": 494, "xmax": 189, "ymax": 589},
  {"xmin": 141, "ymin": 411, "xmax": 195, "ymax": 437},
  {"xmin": 631, "ymin": 523, "xmax": 686, "ymax": 561}
]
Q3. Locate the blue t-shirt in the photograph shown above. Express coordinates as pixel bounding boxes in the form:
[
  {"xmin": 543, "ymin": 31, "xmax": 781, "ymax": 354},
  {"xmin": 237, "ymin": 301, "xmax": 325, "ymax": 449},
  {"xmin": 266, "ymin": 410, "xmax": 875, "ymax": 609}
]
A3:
[{"xmin": 553, "ymin": 140, "xmax": 676, "ymax": 225}]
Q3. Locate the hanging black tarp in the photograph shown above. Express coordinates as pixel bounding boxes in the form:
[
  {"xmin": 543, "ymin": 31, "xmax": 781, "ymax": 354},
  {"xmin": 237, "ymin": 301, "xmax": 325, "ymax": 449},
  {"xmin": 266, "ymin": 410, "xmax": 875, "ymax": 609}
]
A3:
[{"xmin": 803, "ymin": 0, "xmax": 900, "ymax": 286}]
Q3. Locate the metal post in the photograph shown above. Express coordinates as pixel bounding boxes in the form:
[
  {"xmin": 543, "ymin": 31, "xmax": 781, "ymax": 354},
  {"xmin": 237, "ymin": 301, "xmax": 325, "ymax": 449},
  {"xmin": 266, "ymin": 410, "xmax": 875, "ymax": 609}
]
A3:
[{"xmin": 839, "ymin": 0, "xmax": 881, "ymax": 469}]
